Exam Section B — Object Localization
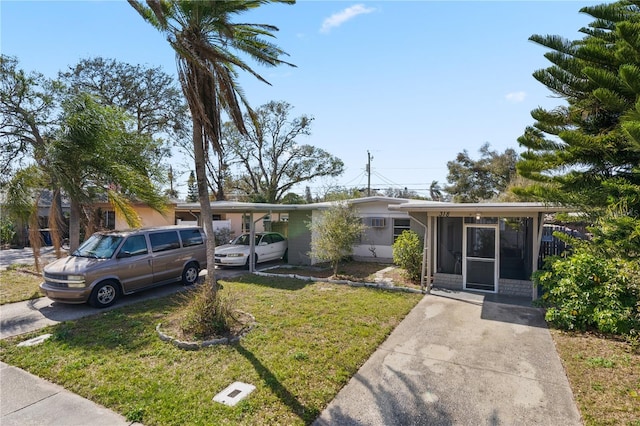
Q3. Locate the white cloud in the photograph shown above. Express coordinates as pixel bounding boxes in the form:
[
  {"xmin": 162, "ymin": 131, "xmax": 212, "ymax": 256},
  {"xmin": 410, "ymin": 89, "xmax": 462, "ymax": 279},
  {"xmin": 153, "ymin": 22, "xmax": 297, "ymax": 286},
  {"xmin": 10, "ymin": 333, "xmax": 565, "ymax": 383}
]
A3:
[
  {"xmin": 505, "ymin": 91, "xmax": 526, "ymax": 103},
  {"xmin": 320, "ymin": 4, "xmax": 376, "ymax": 34}
]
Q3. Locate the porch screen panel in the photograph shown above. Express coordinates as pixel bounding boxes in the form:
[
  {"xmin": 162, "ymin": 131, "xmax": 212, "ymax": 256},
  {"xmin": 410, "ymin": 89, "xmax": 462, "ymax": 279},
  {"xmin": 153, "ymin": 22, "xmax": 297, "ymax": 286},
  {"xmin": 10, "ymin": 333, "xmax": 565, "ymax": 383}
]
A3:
[
  {"xmin": 437, "ymin": 217, "xmax": 462, "ymax": 275},
  {"xmin": 499, "ymin": 218, "xmax": 533, "ymax": 280}
]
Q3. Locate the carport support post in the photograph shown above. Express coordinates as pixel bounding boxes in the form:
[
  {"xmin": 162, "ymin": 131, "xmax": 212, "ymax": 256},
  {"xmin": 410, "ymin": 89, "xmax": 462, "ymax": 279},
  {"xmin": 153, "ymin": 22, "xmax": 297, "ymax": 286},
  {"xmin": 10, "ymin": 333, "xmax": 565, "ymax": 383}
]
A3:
[
  {"xmin": 410, "ymin": 213, "xmax": 430, "ymax": 294},
  {"xmin": 249, "ymin": 212, "xmax": 255, "ymax": 273}
]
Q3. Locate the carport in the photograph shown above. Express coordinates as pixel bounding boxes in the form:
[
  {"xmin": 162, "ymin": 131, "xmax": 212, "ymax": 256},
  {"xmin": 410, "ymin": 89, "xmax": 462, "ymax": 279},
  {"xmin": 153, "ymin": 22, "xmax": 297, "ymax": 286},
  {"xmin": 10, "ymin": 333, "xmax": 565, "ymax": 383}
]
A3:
[{"xmin": 175, "ymin": 201, "xmax": 316, "ymax": 272}]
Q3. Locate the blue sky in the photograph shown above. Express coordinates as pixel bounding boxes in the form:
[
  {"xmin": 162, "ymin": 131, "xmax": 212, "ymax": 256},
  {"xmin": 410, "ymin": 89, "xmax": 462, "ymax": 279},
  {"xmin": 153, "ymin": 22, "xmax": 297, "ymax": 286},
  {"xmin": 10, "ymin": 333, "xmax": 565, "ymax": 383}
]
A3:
[{"xmin": 2, "ymin": 1, "xmax": 597, "ymax": 198}]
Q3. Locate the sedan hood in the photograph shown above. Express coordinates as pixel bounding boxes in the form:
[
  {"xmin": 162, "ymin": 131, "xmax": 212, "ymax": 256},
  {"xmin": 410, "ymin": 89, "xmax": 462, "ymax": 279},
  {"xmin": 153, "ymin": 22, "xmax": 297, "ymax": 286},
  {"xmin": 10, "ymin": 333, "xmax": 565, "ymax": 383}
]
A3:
[
  {"xmin": 215, "ymin": 244, "xmax": 250, "ymax": 255},
  {"xmin": 44, "ymin": 255, "xmax": 102, "ymax": 275}
]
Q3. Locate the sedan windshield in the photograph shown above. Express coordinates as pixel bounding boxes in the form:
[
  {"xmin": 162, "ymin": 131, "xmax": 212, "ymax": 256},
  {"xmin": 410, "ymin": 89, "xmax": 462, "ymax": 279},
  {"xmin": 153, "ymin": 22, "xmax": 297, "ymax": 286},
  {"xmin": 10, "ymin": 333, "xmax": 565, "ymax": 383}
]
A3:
[
  {"xmin": 232, "ymin": 234, "xmax": 261, "ymax": 246},
  {"xmin": 73, "ymin": 234, "xmax": 123, "ymax": 259}
]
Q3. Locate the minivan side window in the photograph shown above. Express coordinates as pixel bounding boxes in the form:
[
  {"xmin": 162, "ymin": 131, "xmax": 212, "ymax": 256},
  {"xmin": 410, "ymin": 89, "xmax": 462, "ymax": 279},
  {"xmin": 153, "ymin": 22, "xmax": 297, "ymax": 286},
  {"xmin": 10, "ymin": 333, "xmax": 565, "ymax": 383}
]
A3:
[
  {"xmin": 149, "ymin": 231, "xmax": 181, "ymax": 253},
  {"xmin": 180, "ymin": 229, "xmax": 204, "ymax": 247},
  {"xmin": 118, "ymin": 235, "xmax": 148, "ymax": 257}
]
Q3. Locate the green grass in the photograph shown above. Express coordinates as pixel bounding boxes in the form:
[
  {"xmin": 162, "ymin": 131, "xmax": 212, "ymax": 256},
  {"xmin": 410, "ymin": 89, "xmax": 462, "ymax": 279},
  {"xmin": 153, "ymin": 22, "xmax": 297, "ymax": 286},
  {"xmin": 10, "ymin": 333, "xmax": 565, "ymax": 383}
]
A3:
[
  {"xmin": 551, "ymin": 330, "xmax": 640, "ymax": 426},
  {"xmin": 0, "ymin": 264, "xmax": 43, "ymax": 305},
  {"xmin": 0, "ymin": 274, "xmax": 422, "ymax": 425}
]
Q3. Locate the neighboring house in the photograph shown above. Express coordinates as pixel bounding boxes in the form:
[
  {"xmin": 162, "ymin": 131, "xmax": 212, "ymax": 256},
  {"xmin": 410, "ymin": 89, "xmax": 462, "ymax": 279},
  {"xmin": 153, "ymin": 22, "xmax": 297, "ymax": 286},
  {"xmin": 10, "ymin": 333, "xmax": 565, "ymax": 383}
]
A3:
[{"xmin": 389, "ymin": 201, "xmax": 572, "ymax": 300}]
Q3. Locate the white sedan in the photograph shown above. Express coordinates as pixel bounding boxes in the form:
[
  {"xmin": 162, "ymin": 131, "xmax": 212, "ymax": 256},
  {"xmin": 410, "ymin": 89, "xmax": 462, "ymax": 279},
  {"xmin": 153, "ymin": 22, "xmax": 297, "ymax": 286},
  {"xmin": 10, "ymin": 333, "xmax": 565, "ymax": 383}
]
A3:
[{"xmin": 214, "ymin": 232, "xmax": 288, "ymax": 267}]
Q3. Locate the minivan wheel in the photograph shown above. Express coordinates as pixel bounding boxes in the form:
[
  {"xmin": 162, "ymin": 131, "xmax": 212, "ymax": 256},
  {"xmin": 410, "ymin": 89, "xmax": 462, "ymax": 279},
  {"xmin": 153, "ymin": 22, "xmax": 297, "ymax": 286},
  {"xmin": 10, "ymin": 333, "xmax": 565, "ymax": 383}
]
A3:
[
  {"xmin": 182, "ymin": 263, "xmax": 199, "ymax": 285},
  {"xmin": 89, "ymin": 280, "xmax": 120, "ymax": 308}
]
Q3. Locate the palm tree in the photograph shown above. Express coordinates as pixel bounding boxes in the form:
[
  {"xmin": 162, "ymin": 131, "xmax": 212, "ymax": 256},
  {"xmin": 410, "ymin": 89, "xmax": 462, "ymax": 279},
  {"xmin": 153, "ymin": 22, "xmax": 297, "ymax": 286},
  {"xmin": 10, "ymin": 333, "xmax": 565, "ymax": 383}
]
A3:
[
  {"xmin": 429, "ymin": 180, "xmax": 443, "ymax": 201},
  {"xmin": 129, "ymin": 0, "xmax": 294, "ymax": 290}
]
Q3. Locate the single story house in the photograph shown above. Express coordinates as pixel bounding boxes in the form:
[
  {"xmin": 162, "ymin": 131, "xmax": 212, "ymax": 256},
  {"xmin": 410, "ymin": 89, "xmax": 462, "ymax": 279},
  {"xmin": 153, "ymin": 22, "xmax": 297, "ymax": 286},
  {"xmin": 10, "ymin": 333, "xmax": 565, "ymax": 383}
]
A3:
[{"xmin": 27, "ymin": 195, "xmax": 569, "ymax": 301}]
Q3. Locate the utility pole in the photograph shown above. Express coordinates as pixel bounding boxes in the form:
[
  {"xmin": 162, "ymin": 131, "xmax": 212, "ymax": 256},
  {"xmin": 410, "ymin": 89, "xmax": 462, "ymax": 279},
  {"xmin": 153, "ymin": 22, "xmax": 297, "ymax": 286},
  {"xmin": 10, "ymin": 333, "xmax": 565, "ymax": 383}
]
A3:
[{"xmin": 366, "ymin": 150, "xmax": 373, "ymax": 196}]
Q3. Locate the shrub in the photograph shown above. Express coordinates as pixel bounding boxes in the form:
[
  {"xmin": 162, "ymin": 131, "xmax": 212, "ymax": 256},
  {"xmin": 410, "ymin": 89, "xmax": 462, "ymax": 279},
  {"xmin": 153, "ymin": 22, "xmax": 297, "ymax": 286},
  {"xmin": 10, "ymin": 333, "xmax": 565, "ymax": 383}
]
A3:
[
  {"xmin": 307, "ymin": 202, "xmax": 366, "ymax": 276},
  {"xmin": 392, "ymin": 230, "xmax": 423, "ymax": 282},
  {"xmin": 535, "ymin": 249, "xmax": 640, "ymax": 336},
  {"xmin": 180, "ymin": 284, "xmax": 238, "ymax": 340},
  {"xmin": 0, "ymin": 218, "xmax": 15, "ymax": 246},
  {"xmin": 214, "ymin": 227, "xmax": 232, "ymax": 246}
]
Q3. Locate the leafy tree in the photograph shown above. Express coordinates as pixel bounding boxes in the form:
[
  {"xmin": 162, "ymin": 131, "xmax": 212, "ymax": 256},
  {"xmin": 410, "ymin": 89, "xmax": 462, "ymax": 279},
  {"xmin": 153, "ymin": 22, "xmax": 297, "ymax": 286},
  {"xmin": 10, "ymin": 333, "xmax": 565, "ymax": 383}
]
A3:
[
  {"xmin": 59, "ymin": 57, "xmax": 188, "ymax": 138},
  {"xmin": 186, "ymin": 170, "xmax": 198, "ymax": 202},
  {"xmin": 307, "ymin": 201, "xmax": 366, "ymax": 275},
  {"xmin": 49, "ymin": 93, "xmax": 167, "ymax": 250},
  {"xmin": 0, "ymin": 55, "xmax": 57, "ymax": 179},
  {"xmin": 225, "ymin": 100, "xmax": 344, "ymax": 202},
  {"xmin": 445, "ymin": 143, "xmax": 518, "ymax": 202},
  {"xmin": 129, "ymin": 0, "xmax": 295, "ymax": 299}
]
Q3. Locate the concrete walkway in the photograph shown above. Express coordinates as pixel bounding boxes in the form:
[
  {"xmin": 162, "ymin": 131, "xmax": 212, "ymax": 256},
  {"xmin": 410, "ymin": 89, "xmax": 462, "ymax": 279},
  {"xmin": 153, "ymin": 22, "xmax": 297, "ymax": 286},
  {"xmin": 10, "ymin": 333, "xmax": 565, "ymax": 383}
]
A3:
[{"xmin": 314, "ymin": 289, "xmax": 582, "ymax": 425}]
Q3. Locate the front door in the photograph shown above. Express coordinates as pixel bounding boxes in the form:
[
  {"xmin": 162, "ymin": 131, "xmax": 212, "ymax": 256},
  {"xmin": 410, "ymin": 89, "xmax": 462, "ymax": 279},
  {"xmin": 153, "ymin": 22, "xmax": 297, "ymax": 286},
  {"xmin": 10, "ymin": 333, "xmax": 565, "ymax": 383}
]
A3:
[{"xmin": 463, "ymin": 224, "xmax": 498, "ymax": 292}]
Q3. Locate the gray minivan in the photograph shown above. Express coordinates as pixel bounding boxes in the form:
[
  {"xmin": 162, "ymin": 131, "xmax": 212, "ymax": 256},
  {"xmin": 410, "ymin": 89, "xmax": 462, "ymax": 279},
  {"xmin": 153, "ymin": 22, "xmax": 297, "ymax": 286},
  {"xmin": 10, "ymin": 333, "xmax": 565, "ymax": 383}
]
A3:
[{"xmin": 40, "ymin": 226, "xmax": 207, "ymax": 308}]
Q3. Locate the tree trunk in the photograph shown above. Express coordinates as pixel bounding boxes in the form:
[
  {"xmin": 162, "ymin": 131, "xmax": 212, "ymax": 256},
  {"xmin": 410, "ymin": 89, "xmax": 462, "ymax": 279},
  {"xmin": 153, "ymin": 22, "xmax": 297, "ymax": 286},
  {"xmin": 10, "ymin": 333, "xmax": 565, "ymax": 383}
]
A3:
[
  {"xmin": 193, "ymin": 117, "xmax": 217, "ymax": 292},
  {"xmin": 69, "ymin": 198, "xmax": 82, "ymax": 253}
]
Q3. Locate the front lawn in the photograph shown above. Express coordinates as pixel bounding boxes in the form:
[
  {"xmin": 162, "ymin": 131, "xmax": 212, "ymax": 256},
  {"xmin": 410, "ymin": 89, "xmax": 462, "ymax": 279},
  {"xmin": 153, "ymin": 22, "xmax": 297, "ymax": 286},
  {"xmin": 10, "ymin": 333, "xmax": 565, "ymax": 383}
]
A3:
[
  {"xmin": 551, "ymin": 330, "xmax": 640, "ymax": 426},
  {"xmin": 0, "ymin": 274, "xmax": 422, "ymax": 425},
  {"xmin": 0, "ymin": 264, "xmax": 43, "ymax": 305}
]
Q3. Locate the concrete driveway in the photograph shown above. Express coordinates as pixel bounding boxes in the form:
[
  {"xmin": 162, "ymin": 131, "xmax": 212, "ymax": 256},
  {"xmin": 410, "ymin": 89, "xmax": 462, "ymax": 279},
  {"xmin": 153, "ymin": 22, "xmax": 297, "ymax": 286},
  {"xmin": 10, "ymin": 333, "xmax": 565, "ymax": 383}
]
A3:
[{"xmin": 315, "ymin": 289, "xmax": 582, "ymax": 426}]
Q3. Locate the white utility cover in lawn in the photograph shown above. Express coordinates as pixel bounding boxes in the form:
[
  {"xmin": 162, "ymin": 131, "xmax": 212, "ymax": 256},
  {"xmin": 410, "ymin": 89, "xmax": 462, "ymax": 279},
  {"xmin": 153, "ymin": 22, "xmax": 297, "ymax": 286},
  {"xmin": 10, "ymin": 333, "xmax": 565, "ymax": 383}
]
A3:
[{"xmin": 213, "ymin": 381, "xmax": 256, "ymax": 406}]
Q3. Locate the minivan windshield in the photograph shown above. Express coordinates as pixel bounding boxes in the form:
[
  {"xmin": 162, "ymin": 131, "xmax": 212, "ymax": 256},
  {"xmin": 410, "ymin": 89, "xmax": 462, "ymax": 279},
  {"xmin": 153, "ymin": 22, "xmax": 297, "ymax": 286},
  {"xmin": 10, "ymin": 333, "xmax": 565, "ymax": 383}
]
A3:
[{"xmin": 73, "ymin": 234, "xmax": 124, "ymax": 259}]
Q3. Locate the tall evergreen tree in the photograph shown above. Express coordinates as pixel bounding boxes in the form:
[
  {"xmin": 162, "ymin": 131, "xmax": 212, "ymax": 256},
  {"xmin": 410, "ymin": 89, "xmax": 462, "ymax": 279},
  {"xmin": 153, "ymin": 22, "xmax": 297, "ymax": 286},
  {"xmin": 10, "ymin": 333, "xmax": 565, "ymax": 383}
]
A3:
[
  {"xmin": 186, "ymin": 170, "xmax": 198, "ymax": 202},
  {"xmin": 516, "ymin": 1, "xmax": 640, "ymax": 213}
]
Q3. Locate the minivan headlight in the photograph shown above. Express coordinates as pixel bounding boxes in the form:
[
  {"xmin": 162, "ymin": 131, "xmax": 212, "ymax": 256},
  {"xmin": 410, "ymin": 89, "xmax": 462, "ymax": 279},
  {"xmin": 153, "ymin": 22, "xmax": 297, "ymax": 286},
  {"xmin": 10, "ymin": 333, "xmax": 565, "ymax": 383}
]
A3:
[
  {"xmin": 67, "ymin": 275, "xmax": 84, "ymax": 281},
  {"xmin": 227, "ymin": 253, "xmax": 245, "ymax": 257},
  {"xmin": 67, "ymin": 275, "xmax": 86, "ymax": 287}
]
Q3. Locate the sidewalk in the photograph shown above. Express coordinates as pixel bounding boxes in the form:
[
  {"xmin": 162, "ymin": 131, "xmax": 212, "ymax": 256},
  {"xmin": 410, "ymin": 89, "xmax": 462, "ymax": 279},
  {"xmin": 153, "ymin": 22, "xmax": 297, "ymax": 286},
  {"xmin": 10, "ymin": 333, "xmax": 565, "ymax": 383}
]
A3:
[
  {"xmin": 0, "ymin": 247, "xmax": 59, "ymax": 270},
  {"xmin": 1, "ymin": 362, "xmax": 139, "ymax": 426}
]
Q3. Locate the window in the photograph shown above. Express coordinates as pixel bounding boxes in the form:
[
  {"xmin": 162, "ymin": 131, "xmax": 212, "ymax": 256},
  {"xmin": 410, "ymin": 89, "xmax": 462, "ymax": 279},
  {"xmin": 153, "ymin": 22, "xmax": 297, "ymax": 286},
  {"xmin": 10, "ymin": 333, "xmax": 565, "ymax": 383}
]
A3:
[
  {"xmin": 119, "ymin": 235, "xmax": 148, "ymax": 257},
  {"xmin": 393, "ymin": 218, "xmax": 411, "ymax": 241},
  {"xmin": 103, "ymin": 211, "xmax": 116, "ymax": 230},
  {"xmin": 270, "ymin": 233, "xmax": 284, "ymax": 243},
  {"xmin": 180, "ymin": 229, "xmax": 204, "ymax": 247},
  {"xmin": 149, "ymin": 231, "xmax": 180, "ymax": 253},
  {"xmin": 369, "ymin": 217, "xmax": 386, "ymax": 228}
]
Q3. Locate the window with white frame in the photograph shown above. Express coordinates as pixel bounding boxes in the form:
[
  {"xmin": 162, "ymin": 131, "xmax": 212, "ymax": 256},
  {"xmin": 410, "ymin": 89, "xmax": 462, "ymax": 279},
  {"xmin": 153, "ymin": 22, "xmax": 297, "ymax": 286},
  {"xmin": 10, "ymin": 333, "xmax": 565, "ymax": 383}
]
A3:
[{"xmin": 393, "ymin": 218, "xmax": 411, "ymax": 242}]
